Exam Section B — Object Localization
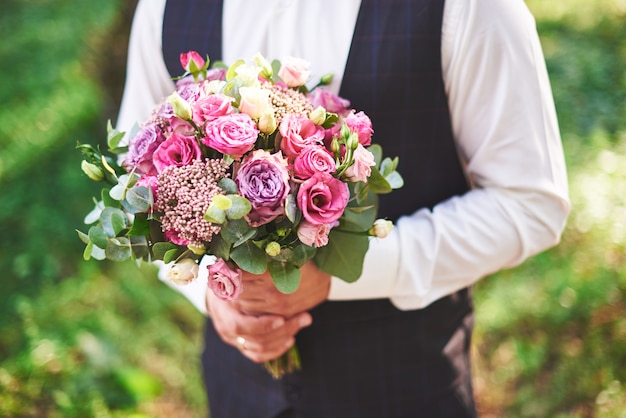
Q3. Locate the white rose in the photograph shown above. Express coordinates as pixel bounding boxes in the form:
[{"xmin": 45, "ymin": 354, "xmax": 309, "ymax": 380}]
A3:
[
  {"xmin": 239, "ymin": 86, "xmax": 273, "ymax": 120},
  {"xmin": 166, "ymin": 259, "xmax": 200, "ymax": 285}
]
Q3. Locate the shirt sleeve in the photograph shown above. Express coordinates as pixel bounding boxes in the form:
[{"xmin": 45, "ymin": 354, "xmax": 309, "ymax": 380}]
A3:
[
  {"xmin": 327, "ymin": 0, "xmax": 570, "ymax": 309},
  {"xmin": 116, "ymin": 0, "xmax": 173, "ymax": 134}
]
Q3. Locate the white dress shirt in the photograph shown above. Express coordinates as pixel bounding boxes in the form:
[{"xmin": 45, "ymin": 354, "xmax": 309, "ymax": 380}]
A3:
[{"xmin": 117, "ymin": 0, "xmax": 570, "ymax": 314}]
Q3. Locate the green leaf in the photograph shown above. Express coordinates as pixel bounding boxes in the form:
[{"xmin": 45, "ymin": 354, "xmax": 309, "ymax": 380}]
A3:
[
  {"xmin": 100, "ymin": 207, "xmax": 128, "ymax": 237},
  {"xmin": 226, "ymin": 58, "xmax": 245, "ymax": 81},
  {"xmin": 127, "ymin": 213, "xmax": 150, "ymax": 236},
  {"xmin": 220, "ymin": 218, "xmax": 254, "ymax": 244},
  {"xmin": 204, "ymin": 205, "xmax": 226, "ymax": 224},
  {"xmin": 366, "ymin": 166, "xmax": 393, "ymax": 194},
  {"xmin": 285, "ymin": 194, "xmax": 300, "ymax": 224},
  {"xmin": 233, "ymin": 228, "xmax": 257, "ymax": 247},
  {"xmin": 225, "ymin": 195, "xmax": 251, "ymax": 220},
  {"xmin": 152, "ymin": 242, "xmax": 178, "ymax": 260},
  {"xmin": 368, "ymin": 144, "xmax": 383, "ymax": 166},
  {"xmin": 163, "ymin": 248, "xmax": 179, "ymax": 264},
  {"xmin": 314, "ymin": 230, "xmax": 369, "ymax": 282},
  {"xmin": 126, "ymin": 186, "xmax": 152, "ymax": 213},
  {"xmin": 218, "ymin": 178, "xmax": 238, "ymax": 194},
  {"xmin": 291, "ymin": 243, "xmax": 317, "ymax": 267},
  {"xmin": 385, "ymin": 170, "xmax": 404, "ymax": 190},
  {"xmin": 208, "ymin": 235, "xmax": 231, "ymax": 260},
  {"xmin": 268, "ymin": 260, "xmax": 301, "ymax": 294},
  {"xmin": 77, "ymin": 229, "xmax": 89, "ymax": 244},
  {"xmin": 230, "ymin": 241, "xmax": 267, "ymax": 274},
  {"xmin": 101, "ymin": 188, "xmax": 118, "ymax": 208},
  {"xmin": 83, "ymin": 241, "xmax": 94, "ymax": 261},
  {"xmin": 130, "ymin": 236, "xmax": 149, "ymax": 259},
  {"xmin": 88, "ymin": 226, "xmax": 109, "ymax": 249},
  {"xmin": 105, "ymin": 237, "xmax": 132, "ymax": 261},
  {"xmin": 341, "ymin": 190, "xmax": 378, "ymax": 232}
]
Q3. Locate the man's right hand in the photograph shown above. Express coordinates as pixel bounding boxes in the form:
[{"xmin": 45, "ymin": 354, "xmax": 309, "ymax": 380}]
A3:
[{"xmin": 206, "ymin": 289, "xmax": 313, "ymax": 363}]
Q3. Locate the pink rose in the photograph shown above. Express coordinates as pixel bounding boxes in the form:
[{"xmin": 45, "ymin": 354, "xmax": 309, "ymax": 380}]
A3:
[
  {"xmin": 278, "ymin": 56, "xmax": 311, "ymax": 88},
  {"xmin": 279, "ymin": 114, "xmax": 325, "ymax": 160},
  {"xmin": 153, "ymin": 133, "xmax": 203, "ymax": 173},
  {"xmin": 164, "ymin": 229, "xmax": 190, "ymax": 246},
  {"xmin": 297, "ymin": 221, "xmax": 332, "ymax": 248},
  {"xmin": 293, "ymin": 145, "xmax": 336, "ymax": 179},
  {"xmin": 308, "ymin": 88, "xmax": 351, "ymax": 116},
  {"xmin": 203, "ymin": 113, "xmax": 259, "ymax": 159},
  {"xmin": 169, "ymin": 117, "xmax": 196, "ymax": 136},
  {"xmin": 235, "ymin": 150, "xmax": 290, "ymax": 227},
  {"xmin": 207, "ymin": 258, "xmax": 243, "ymax": 301},
  {"xmin": 192, "ymin": 94, "xmax": 234, "ymax": 124},
  {"xmin": 345, "ymin": 111, "xmax": 373, "ymax": 146},
  {"xmin": 297, "ymin": 172, "xmax": 349, "ymax": 226},
  {"xmin": 344, "ymin": 144, "xmax": 375, "ymax": 183},
  {"xmin": 180, "ymin": 51, "xmax": 205, "ymax": 73}
]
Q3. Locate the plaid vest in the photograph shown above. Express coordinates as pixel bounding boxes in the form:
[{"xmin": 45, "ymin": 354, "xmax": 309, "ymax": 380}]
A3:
[{"xmin": 163, "ymin": 1, "xmax": 475, "ymax": 416}]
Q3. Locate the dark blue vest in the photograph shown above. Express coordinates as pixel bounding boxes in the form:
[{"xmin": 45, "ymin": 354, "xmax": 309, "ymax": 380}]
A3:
[{"xmin": 162, "ymin": 1, "xmax": 475, "ymax": 416}]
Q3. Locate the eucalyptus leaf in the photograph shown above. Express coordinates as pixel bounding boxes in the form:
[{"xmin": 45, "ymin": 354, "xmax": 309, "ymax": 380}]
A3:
[
  {"xmin": 101, "ymin": 188, "xmax": 118, "ymax": 208},
  {"xmin": 314, "ymin": 230, "xmax": 369, "ymax": 282},
  {"xmin": 225, "ymin": 195, "xmax": 251, "ymax": 220},
  {"xmin": 130, "ymin": 235, "xmax": 149, "ymax": 259},
  {"xmin": 88, "ymin": 226, "xmax": 109, "ymax": 249},
  {"xmin": 268, "ymin": 260, "xmax": 301, "ymax": 294},
  {"xmin": 285, "ymin": 194, "xmax": 299, "ymax": 224},
  {"xmin": 152, "ymin": 241, "xmax": 178, "ymax": 260},
  {"xmin": 109, "ymin": 184, "xmax": 126, "ymax": 201},
  {"xmin": 368, "ymin": 144, "xmax": 383, "ymax": 166},
  {"xmin": 204, "ymin": 205, "xmax": 226, "ymax": 224},
  {"xmin": 163, "ymin": 248, "xmax": 179, "ymax": 264},
  {"xmin": 208, "ymin": 235, "xmax": 231, "ymax": 260},
  {"xmin": 230, "ymin": 241, "xmax": 267, "ymax": 274},
  {"xmin": 83, "ymin": 241, "xmax": 94, "ymax": 261},
  {"xmin": 385, "ymin": 171, "xmax": 404, "ymax": 190},
  {"xmin": 366, "ymin": 166, "xmax": 392, "ymax": 194},
  {"xmin": 233, "ymin": 228, "xmax": 257, "ymax": 247},
  {"xmin": 220, "ymin": 218, "xmax": 254, "ymax": 244},
  {"xmin": 100, "ymin": 207, "xmax": 128, "ymax": 237},
  {"xmin": 105, "ymin": 237, "xmax": 132, "ymax": 262},
  {"xmin": 77, "ymin": 229, "xmax": 89, "ymax": 245},
  {"xmin": 218, "ymin": 178, "xmax": 238, "ymax": 194},
  {"xmin": 126, "ymin": 186, "xmax": 152, "ymax": 213},
  {"xmin": 291, "ymin": 243, "xmax": 317, "ymax": 267}
]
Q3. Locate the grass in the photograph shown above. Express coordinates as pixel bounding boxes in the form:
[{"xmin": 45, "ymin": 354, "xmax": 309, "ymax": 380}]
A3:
[{"xmin": 0, "ymin": 0, "xmax": 624, "ymax": 416}]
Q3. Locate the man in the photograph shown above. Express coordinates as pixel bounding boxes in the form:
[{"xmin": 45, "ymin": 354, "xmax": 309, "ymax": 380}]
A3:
[{"xmin": 117, "ymin": 0, "xmax": 570, "ymax": 416}]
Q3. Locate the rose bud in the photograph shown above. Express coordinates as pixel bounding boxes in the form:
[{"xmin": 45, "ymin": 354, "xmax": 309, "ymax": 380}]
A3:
[
  {"xmin": 180, "ymin": 51, "xmax": 205, "ymax": 73},
  {"xmin": 167, "ymin": 92, "xmax": 193, "ymax": 121},
  {"xmin": 166, "ymin": 259, "xmax": 200, "ymax": 285},
  {"xmin": 369, "ymin": 219, "xmax": 394, "ymax": 238},
  {"xmin": 308, "ymin": 106, "xmax": 326, "ymax": 126},
  {"xmin": 81, "ymin": 160, "xmax": 105, "ymax": 181}
]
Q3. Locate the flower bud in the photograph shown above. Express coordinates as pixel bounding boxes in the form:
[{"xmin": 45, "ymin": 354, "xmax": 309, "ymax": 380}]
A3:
[
  {"xmin": 319, "ymin": 73, "xmax": 334, "ymax": 86},
  {"xmin": 253, "ymin": 53, "xmax": 273, "ymax": 79},
  {"xmin": 347, "ymin": 132, "xmax": 360, "ymax": 150},
  {"xmin": 167, "ymin": 92, "xmax": 193, "ymax": 120},
  {"xmin": 308, "ymin": 106, "xmax": 326, "ymax": 126},
  {"xmin": 166, "ymin": 259, "xmax": 200, "ymax": 285},
  {"xmin": 81, "ymin": 160, "xmax": 105, "ymax": 181},
  {"xmin": 187, "ymin": 244, "xmax": 206, "ymax": 256},
  {"xmin": 330, "ymin": 138, "xmax": 341, "ymax": 155},
  {"xmin": 180, "ymin": 51, "xmax": 206, "ymax": 73},
  {"xmin": 368, "ymin": 219, "xmax": 394, "ymax": 238},
  {"xmin": 265, "ymin": 241, "xmax": 281, "ymax": 257},
  {"xmin": 258, "ymin": 111, "xmax": 277, "ymax": 134}
]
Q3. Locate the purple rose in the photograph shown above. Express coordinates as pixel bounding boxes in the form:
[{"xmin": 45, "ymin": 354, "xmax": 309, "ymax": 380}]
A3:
[
  {"xmin": 307, "ymin": 88, "xmax": 351, "ymax": 116},
  {"xmin": 207, "ymin": 258, "xmax": 243, "ymax": 301},
  {"xmin": 235, "ymin": 150, "xmax": 290, "ymax": 227},
  {"xmin": 153, "ymin": 133, "xmax": 203, "ymax": 173},
  {"xmin": 297, "ymin": 172, "xmax": 349, "ymax": 226},
  {"xmin": 125, "ymin": 122, "xmax": 166, "ymax": 175},
  {"xmin": 203, "ymin": 113, "xmax": 258, "ymax": 159},
  {"xmin": 293, "ymin": 145, "xmax": 336, "ymax": 179}
]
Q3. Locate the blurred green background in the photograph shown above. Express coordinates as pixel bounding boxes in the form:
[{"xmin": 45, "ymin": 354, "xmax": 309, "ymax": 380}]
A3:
[{"xmin": 0, "ymin": 0, "xmax": 624, "ymax": 416}]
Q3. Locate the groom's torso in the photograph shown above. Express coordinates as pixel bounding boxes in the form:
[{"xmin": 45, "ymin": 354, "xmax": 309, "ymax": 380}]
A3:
[{"xmin": 162, "ymin": 1, "xmax": 475, "ymax": 416}]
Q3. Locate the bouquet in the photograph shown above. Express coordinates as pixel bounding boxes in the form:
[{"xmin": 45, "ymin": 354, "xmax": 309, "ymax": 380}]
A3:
[{"xmin": 78, "ymin": 51, "xmax": 403, "ymax": 378}]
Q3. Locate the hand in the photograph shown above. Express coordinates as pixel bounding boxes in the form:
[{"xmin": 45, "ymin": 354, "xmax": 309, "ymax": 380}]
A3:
[
  {"xmin": 234, "ymin": 261, "xmax": 331, "ymax": 318},
  {"xmin": 206, "ymin": 289, "xmax": 313, "ymax": 363}
]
